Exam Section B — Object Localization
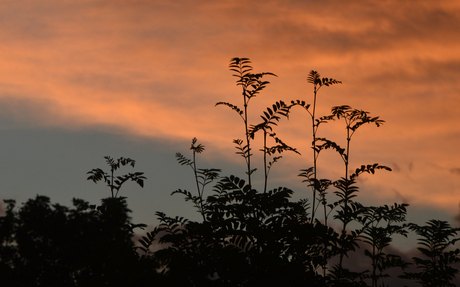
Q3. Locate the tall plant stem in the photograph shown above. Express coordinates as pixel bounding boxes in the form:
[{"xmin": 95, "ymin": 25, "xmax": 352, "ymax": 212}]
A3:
[
  {"xmin": 339, "ymin": 124, "xmax": 352, "ymax": 270},
  {"xmin": 311, "ymin": 86, "xmax": 318, "ymax": 221},
  {"xmin": 263, "ymin": 129, "xmax": 268, "ymax": 193},
  {"xmin": 192, "ymin": 149, "xmax": 206, "ymax": 221},
  {"xmin": 110, "ymin": 167, "xmax": 115, "ymax": 198},
  {"xmin": 343, "ymin": 124, "xmax": 351, "ymax": 229},
  {"xmin": 323, "ymin": 199, "xmax": 328, "ymax": 226},
  {"xmin": 345, "ymin": 125, "xmax": 350, "ymax": 181},
  {"xmin": 243, "ymin": 86, "xmax": 252, "ymax": 189}
]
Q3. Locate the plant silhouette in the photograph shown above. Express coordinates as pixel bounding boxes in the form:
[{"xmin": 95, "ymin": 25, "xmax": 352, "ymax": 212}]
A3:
[
  {"xmin": 296, "ymin": 70, "xmax": 341, "ymax": 222},
  {"xmin": 401, "ymin": 220, "xmax": 460, "ymax": 286},
  {"xmin": 174, "ymin": 138, "xmax": 221, "ymax": 221},
  {"xmin": 216, "ymin": 57, "xmax": 278, "ymax": 189},
  {"xmin": 141, "ymin": 58, "xmax": 460, "ymax": 286},
  {"xmin": 1, "ymin": 58, "xmax": 459, "ymax": 286},
  {"xmin": 87, "ymin": 156, "xmax": 146, "ymax": 198}
]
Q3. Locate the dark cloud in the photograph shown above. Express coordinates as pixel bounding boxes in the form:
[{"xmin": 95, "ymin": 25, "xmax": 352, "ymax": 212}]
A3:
[
  {"xmin": 0, "ymin": 96, "xmax": 60, "ymax": 128},
  {"xmin": 450, "ymin": 168, "xmax": 460, "ymax": 176},
  {"xmin": 362, "ymin": 58, "xmax": 460, "ymax": 92},
  {"xmin": 252, "ymin": 0, "xmax": 460, "ymax": 57}
]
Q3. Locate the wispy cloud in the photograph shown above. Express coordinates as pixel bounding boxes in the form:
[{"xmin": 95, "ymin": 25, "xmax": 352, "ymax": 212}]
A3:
[{"xmin": 0, "ymin": 0, "xmax": 459, "ymax": 215}]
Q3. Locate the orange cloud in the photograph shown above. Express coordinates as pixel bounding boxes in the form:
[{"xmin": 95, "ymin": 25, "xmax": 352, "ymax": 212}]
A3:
[{"xmin": 0, "ymin": 0, "xmax": 459, "ymax": 215}]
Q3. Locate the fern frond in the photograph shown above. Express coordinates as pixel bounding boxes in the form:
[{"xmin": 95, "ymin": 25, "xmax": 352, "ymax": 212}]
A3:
[
  {"xmin": 86, "ymin": 168, "xmax": 108, "ymax": 183},
  {"xmin": 118, "ymin": 157, "xmax": 136, "ymax": 168},
  {"xmin": 215, "ymin": 102, "xmax": 244, "ymax": 117},
  {"xmin": 350, "ymin": 163, "xmax": 392, "ymax": 180},
  {"xmin": 331, "ymin": 105, "xmax": 352, "ymax": 119},
  {"xmin": 315, "ymin": 138, "xmax": 346, "ymax": 157},
  {"xmin": 190, "ymin": 137, "xmax": 205, "ymax": 153},
  {"xmin": 307, "ymin": 70, "xmax": 321, "ymax": 85},
  {"xmin": 229, "ymin": 57, "xmax": 253, "ymax": 78},
  {"xmin": 175, "ymin": 152, "xmax": 193, "ymax": 166},
  {"xmin": 321, "ymin": 77, "xmax": 342, "ymax": 87}
]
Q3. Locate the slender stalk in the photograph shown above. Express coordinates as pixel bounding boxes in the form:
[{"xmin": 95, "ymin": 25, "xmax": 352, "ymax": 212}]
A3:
[
  {"xmin": 323, "ymin": 195, "xmax": 327, "ymax": 226},
  {"xmin": 192, "ymin": 149, "xmax": 206, "ymax": 221},
  {"xmin": 263, "ymin": 129, "xmax": 268, "ymax": 193},
  {"xmin": 245, "ymin": 104, "xmax": 252, "ymax": 187},
  {"xmin": 242, "ymin": 83, "xmax": 252, "ymax": 189},
  {"xmin": 338, "ymin": 119, "xmax": 354, "ymax": 272},
  {"xmin": 343, "ymin": 122, "xmax": 352, "ymax": 229},
  {"xmin": 345, "ymin": 123, "xmax": 350, "ymax": 181},
  {"xmin": 192, "ymin": 149, "xmax": 200, "ymax": 198},
  {"xmin": 110, "ymin": 167, "xmax": 114, "ymax": 198},
  {"xmin": 311, "ymin": 85, "xmax": 318, "ymax": 221}
]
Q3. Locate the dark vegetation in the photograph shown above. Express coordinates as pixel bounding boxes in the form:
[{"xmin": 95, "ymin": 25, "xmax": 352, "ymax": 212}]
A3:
[{"xmin": 1, "ymin": 58, "xmax": 460, "ymax": 286}]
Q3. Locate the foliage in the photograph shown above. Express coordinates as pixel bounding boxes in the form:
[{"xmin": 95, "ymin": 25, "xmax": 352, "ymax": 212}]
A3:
[
  {"xmin": 357, "ymin": 203, "xmax": 410, "ymax": 287},
  {"xmin": 401, "ymin": 220, "xmax": 460, "ymax": 286},
  {"xmin": 216, "ymin": 57, "xmax": 279, "ymax": 188},
  {"xmin": 174, "ymin": 137, "xmax": 221, "ymax": 221},
  {"xmin": 137, "ymin": 58, "xmax": 460, "ymax": 286},
  {"xmin": 0, "ymin": 195, "xmax": 160, "ymax": 286},
  {"xmin": 87, "ymin": 156, "xmax": 146, "ymax": 198},
  {"xmin": 141, "ymin": 171, "xmax": 338, "ymax": 286},
  {"xmin": 1, "ymin": 57, "xmax": 459, "ymax": 286},
  {"xmin": 295, "ymin": 70, "xmax": 341, "ymax": 222}
]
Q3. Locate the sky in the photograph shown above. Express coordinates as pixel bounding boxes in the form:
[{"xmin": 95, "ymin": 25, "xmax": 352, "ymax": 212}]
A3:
[{"xmin": 0, "ymin": 0, "xmax": 460, "ymax": 250}]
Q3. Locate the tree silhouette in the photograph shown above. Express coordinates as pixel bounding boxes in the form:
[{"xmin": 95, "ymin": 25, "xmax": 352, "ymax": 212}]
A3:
[{"xmin": 0, "ymin": 196, "xmax": 161, "ymax": 286}]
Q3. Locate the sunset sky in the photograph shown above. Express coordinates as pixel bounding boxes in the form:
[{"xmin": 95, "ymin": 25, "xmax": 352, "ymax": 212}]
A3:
[{"xmin": 1, "ymin": 0, "xmax": 460, "ymax": 248}]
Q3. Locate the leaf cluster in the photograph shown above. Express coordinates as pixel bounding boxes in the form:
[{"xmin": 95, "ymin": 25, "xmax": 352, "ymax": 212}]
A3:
[
  {"xmin": 401, "ymin": 220, "xmax": 460, "ymax": 286},
  {"xmin": 307, "ymin": 70, "xmax": 342, "ymax": 90},
  {"xmin": 152, "ymin": 175, "xmax": 340, "ymax": 285},
  {"xmin": 87, "ymin": 156, "xmax": 146, "ymax": 198},
  {"xmin": 330, "ymin": 105, "xmax": 385, "ymax": 132},
  {"xmin": 248, "ymin": 101, "xmax": 291, "ymax": 137}
]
